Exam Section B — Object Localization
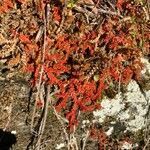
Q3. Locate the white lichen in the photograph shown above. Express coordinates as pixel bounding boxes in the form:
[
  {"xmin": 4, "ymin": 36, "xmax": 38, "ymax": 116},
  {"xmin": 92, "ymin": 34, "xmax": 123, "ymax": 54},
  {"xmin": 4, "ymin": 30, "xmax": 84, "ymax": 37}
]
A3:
[
  {"xmin": 105, "ymin": 126, "xmax": 114, "ymax": 136},
  {"xmin": 56, "ymin": 143, "xmax": 65, "ymax": 149},
  {"xmin": 93, "ymin": 94, "xmax": 125, "ymax": 123},
  {"xmin": 93, "ymin": 80, "xmax": 150, "ymax": 132},
  {"xmin": 82, "ymin": 119, "xmax": 90, "ymax": 128}
]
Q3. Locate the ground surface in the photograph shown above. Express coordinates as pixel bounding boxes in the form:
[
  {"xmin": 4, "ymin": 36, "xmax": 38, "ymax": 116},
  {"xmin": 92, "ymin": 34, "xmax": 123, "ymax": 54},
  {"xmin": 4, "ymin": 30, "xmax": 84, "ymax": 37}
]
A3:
[
  {"xmin": 0, "ymin": 67, "xmax": 149, "ymax": 149},
  {"xmin": 0, "ymin": 0, "xmax": 150, "ymax": 150}
]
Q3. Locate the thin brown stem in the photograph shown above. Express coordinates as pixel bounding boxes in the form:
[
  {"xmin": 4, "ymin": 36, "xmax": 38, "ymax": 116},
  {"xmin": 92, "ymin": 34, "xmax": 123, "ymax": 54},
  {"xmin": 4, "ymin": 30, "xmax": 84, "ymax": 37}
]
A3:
[{"xmin": 36, "ymin": 85, "xmax": 50, "ymax": 150}]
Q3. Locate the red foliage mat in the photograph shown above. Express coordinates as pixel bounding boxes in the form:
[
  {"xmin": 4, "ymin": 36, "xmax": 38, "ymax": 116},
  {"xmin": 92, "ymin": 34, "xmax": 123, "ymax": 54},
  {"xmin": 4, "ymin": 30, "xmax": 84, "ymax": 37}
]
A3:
[{"xmin": 3, "ymin": 0, "xmax": 149, "ymax": 130}]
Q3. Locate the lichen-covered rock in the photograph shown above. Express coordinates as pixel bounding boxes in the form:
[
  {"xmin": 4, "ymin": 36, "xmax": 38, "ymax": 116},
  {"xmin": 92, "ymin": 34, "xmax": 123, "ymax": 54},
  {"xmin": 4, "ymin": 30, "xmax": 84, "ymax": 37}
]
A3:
[
  {"xmin": 93, "ymin": 80, "xmax": 149, "ymax": 132},
  {"xmin": 93, "ymin": 57, "xmax": 150, "ymax": 148}
]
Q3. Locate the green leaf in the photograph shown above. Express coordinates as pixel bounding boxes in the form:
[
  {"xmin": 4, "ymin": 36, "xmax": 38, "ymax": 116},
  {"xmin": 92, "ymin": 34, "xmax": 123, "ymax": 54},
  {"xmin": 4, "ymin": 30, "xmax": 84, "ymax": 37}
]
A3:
[{"xmin": 67, "ymin": 0, "xmax": 78, "ymax": 8}]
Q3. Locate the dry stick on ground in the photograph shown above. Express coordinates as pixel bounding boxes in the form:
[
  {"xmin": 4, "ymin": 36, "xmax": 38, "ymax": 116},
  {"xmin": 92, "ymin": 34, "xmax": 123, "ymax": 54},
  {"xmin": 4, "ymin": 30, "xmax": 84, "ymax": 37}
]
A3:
[
  {"xmin": 74, "ymin": 3, "xmax": 123, "ymax": 19},
  {"xmin": 143, "ymin": 138, "xmax": 150, "ymax": 150},
  {"xmin": 54, "ymin": 106, "xmax": 79, "ymax": 150},
  {"xmin": 72, "ymin": 5, "xmax": 122, "ymax": 25},
  {"xmin": 143, "ymin": 109, "xmax": 150, "ymax": 150},
  {"xmin": 56, "ymin": 0, "xmax": 66, "ymax": 34},
  {"xmin": 35, "ymin": 26, "xmax": 44, "ymax": 43},
  {"xmin": 140, "ymin": 1, "xmax": 149, "ymax": 21},
  {"xmin": 4, "ymin": 103, "xmax": 12, "ymax": 131},
  {"xmin": 35, "ymin": 85, "xmax": 50, "ymax": 150},
  {"xmin": 143, "ymin": 98, "xmax": 150, "ymax": 149},
  {"xmin": 98, "ymin": 8, "xmax": 123, "ymax": 18},
  {"xmin": 90, "ymin": 18, "xmax": 104, "ymax": 52},
  {"xmin": 30, "ymin": 52, "xmax": 44, "ymax": 131},
  {"xmin": 46, "ymin": 3, "xmax": 51, "ymax": 30},
  {"xmin": 107, "ymin": 1, "xmax": 116, "ymax": 11},
  {"xmin": 53, "ymin": 104, "xmax": 79, "ymax": 150},
  {"xmin": 53, "ymin": 106, "xmax": 70, "ymax": 148},
  {"xmin": 31, "ymin": 5, "xmax": 49, "ymax": 149},
  {"xmin": 68, "ymin": 127, "xmax": 79, "ymax": 150},
  {"xmin": 82, "ymin": 130, "xmax": 90, "ymax": 150},
  {"xmin": 30, "ymin": 6, "xmax": 47, "ymax": 132}
]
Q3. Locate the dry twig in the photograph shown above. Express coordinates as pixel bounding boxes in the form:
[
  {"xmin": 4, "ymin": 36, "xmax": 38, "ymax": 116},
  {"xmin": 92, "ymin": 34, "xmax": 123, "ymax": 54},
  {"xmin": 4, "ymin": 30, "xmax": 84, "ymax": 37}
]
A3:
[
  {"xmin": 31, "ymin": 3, "xmax": 47, "ymax": 133},
  {"xmin": 56, "ymin": 0, "xmax": 67, "ymax": 34},
  {"xmin": 35, "ymin": 85, "xmax": 50, "ymax": 150},
  {"xmin": 82, "ymin": 130, "xmax": 90, "ymax": 150}
]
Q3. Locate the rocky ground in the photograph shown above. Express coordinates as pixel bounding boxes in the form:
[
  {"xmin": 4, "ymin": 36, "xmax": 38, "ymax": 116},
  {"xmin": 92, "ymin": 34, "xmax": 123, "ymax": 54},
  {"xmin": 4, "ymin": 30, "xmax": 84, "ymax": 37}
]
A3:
[
  {"xmin": 0, "ymin": 0, "xmax": 150, "ymax": 150},
  {"xmin": 0, "ymin": 58, "xmax": 149, "ymax": 149}
]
